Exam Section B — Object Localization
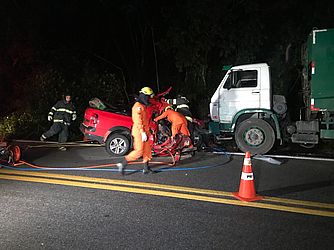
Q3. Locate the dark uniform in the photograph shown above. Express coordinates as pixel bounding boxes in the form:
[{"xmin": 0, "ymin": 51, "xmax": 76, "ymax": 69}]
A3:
[{"xmin": 41, "ymin": 99, "xmax": 76, "ymax": 144}]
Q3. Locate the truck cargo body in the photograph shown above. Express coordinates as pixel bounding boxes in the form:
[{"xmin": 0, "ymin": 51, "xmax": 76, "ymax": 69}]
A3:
[
  {"xmin": 301, "ymin": 28, "xmax": 334, "ymax": 141},
  {"xmin": 304, "ymin": 29, "xmax": 334, "ymax": 112}
]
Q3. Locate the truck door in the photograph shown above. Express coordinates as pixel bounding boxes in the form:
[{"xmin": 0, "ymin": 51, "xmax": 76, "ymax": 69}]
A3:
[{"xmin": 218, "ymin": 68, "xmax": 260, "ymax": 123}]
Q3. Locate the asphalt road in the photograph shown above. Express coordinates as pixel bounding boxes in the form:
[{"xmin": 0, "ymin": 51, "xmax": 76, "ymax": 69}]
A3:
[{"xmin": 0, "ymin": 143, "xmax": 333, "ymax": 249}]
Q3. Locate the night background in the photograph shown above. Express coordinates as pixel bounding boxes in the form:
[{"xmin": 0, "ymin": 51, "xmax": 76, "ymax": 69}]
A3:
[{"xmin": 1, "ymin": 0, "xmax": 334, "ymax": 140}]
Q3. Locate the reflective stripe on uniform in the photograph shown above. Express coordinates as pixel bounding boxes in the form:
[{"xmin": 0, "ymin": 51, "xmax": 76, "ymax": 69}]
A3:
[
  {"xmin": 55, "ymin": 108, "xmax": 74, "ymax": 114},
  {"xmin": 176, "ymin": 104, "xmax": 189, "ymax": 109},
  {"xmin": 185, "ymin": 116, "xmax": 193, "ymax": 122},
  {"xmin": 53, "ymin": 119, "xmax": 70, "ymax": 125}
]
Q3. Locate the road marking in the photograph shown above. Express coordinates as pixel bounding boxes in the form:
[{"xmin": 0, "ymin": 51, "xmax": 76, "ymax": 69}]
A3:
[
  {"xmin": 0, "ymin": 172, "xmax": 333, "ymax": 218},
  {"xmin": 265, "ymin": 196, "xmax": 334, "ymax": 209},
  {"xmin": 1, "ymin": 169, "xmax": 233, "ymax": 196},
  {"xmin": 1, "ymin": 169, "xmax": 334, "ymax": 210},
  {"xmin": 3, "ymin": 169, "xmax": 334, "ymax": 210}
]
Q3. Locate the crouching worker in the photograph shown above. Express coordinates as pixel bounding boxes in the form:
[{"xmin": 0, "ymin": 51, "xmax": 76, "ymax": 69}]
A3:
[
  {"xmin": 40, "ymin": 93, "xmax": 76, "ymax": 151},
  {"xmin": 166, "ymin": 95, "xmax": 194, "ymax": 141},
  {"xmin": 154, "ymin": 106, "xmax": 190, "ymax": 140},
  {"xmin": 117, "ymin": 87, "xmax": 154, "ymax": 175}
]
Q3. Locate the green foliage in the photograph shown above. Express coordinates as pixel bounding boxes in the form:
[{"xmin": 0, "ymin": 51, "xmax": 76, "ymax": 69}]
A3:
[
  {"xmin": 0, "ymin": 112, "xmax": 40, "ymax": 140},
  {"xmin": 77, "ymin": 65, "xmax": 125, "ymax": 110},
  {"xmin": 26, "ymin": 57, "xmax": 126, "ymax": 140},
  {"xmin": 31, "ymin": 68, "xmax": 67, "ymax": 114},
  {"xmin": 0, "ymin": 45, "xmax": 127, "ymax": 140}
]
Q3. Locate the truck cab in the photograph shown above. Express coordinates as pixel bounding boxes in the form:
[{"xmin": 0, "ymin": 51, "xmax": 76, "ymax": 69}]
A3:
[
  {"xmin": 210, "ymin": 63, "xmax": 271, "ymax": 123},
  {"xmin": 209, "ymin": 63, "xmax": 283, "ymax": 155}
]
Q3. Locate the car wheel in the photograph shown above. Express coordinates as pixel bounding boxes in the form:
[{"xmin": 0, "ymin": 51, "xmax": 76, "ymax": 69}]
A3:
[{"xmin": 105, "ymin": 134, "xmax": 130, "ymax": 156}]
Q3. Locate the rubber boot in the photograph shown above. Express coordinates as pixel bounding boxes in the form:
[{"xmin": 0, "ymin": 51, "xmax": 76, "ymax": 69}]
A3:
[
  {"xmin": 142, "ymin": 162, "xmax": 152, "ymax": 174},
  {"xmin": 116, "ymin": 157, "xmax": 128, "ymax": 176}
]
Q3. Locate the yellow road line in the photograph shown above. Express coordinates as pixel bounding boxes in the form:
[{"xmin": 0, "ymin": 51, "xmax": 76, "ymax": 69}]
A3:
[
  {"xmin": 0, "ymin": 169, "xmax": 233, "ymax": 196},
  {"xmin": 0, "ymin": 174, "xmax": 333, "ymax": 218},
  {"xmin": 1, "ymin": 169, "xmax": 334, "ymax": 210},
  {"xmin": 265, "ymin": 197, "xmax": 334, "ymax": 210}
]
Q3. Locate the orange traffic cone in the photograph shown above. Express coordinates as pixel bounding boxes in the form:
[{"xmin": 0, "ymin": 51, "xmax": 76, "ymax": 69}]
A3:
[{"xmin": 233, "ymin": 151, "xmax": 263, "ymax": 202}]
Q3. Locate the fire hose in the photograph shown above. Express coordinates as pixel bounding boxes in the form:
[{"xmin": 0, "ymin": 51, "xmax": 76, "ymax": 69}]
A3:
[{"xmin": 0, "ymin": 141, "xmax": 230, "ymax": 173}]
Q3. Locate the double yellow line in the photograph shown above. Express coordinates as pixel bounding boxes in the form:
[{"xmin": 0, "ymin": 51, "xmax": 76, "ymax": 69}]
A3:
[{"xmin": 1, "ymin": 169, "xmax": 333, "ymax": 218}]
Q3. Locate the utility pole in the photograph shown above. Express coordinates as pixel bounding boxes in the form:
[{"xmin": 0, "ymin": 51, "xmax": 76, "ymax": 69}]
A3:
[{"xmin": 151, "ymin": 27, "xmax": 160, "ymax": 92}]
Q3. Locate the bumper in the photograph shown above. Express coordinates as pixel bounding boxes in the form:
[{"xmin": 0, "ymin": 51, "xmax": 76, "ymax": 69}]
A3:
[
  {"xmin": 80, "ymin": 123, "xmax": 96, "ymax": 133},
  {"xmin": 80, "ymin": 124, "xmax": 104, "ymax": 144}
]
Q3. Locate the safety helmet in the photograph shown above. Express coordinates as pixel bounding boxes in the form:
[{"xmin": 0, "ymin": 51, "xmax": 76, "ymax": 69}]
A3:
[{"xmin": 139, "ymin": 87, "xmax": 154, "ymax": 97}]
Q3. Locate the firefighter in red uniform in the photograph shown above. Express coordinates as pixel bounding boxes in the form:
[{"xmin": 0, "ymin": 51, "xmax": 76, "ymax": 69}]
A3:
[{"xmin": 117, "ymin": 87, "xmax": 154, "ymax": 175}]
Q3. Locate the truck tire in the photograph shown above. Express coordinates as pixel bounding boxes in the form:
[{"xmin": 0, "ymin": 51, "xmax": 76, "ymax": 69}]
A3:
[
  {"xmin": 235, "ymin": 118, "xmax": 275, "ymax": 155},
  {"xmin": 193, "ymin": 128, "xmax": 204, "ymax": 150},
  {"xmin": 105, "ymin": 133, "xmax": 131, "ymax": 156}
]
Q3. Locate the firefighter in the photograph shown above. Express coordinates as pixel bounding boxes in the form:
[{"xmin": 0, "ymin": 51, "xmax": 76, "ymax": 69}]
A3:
[
  {"xmin": 117, "ymin": 87, "xmax": 154, "ymax": 175},
  {"xmin": 40, "ymin": 93, "xmax": 77, "ymax": 151},
  {"xmin": 154, "ymin": 106, "xmax": 190, "ymax": 139},
  {"xmin": 166, "ymin": 95, "xmax": 194, "ymax": 141}
]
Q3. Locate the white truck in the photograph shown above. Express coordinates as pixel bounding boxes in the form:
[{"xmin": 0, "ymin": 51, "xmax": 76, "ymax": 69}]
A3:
[{"xmin": 209, "ymin": 63, "xmax": 283, "ymax": 154}]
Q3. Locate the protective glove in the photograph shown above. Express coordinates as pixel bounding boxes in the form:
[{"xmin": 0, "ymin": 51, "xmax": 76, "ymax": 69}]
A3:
[
  {"xmin": 141, "ymin": 132, "xmax": 148, "ymax": 142},
  {"xmin": 48, "ymin": 115, "xmax": 53, "ymax": 121}
]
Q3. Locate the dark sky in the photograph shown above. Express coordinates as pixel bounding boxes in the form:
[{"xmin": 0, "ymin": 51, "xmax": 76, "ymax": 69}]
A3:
[
  {"xmin": 2, "ymin": 1, "xmax": 334, "ymax": 76},
  {"xmin": 1, "ymin": 0, "xmax": 334, "ymax": 116}
]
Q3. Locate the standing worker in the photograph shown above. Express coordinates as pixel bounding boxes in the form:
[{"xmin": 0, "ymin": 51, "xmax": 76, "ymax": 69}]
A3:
[
  {"xmin": 117, "ymin": 87, "xmax": 154, "ymax": 175},
  {"xmin": 40, "ymin": 93, "xmax": 77, "ymax": 151},
  {"xmin": 154, "ymin": 106, "xmax": 190, "ymax": 139}
]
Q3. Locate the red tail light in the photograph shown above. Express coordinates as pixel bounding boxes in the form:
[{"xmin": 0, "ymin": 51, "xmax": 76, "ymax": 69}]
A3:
[
  {"xmin": 311, "ymin": 61, "xmax": 315, "ymax": 75},
  {"xmin": 90, "ymin": 114, "xmax": 98, "ymax": 124},
  {"xmin": 310, "ymin": 98, "xmax": 319, "ymax": 111}
]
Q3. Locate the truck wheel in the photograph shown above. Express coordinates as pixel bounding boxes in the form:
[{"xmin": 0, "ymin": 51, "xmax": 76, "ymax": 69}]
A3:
[
  {"xmin": 193, "ymin": 129, "xmax": 204, "ymax": 150},
  {"xmin": 105, "ymin": 134, "xmax": 130, "ymax": 156},
  {"xmin": 235, "ymin": 118, "xmax": 275, "ymax": 155}
]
